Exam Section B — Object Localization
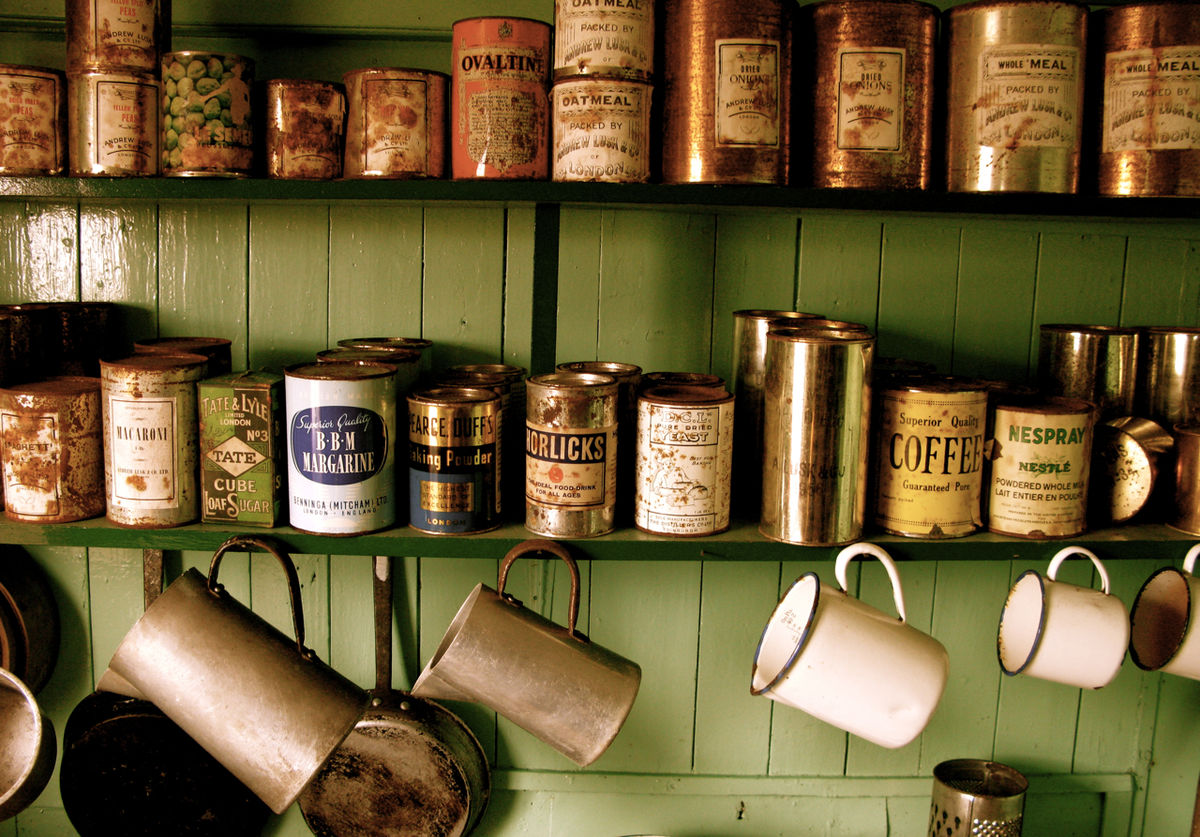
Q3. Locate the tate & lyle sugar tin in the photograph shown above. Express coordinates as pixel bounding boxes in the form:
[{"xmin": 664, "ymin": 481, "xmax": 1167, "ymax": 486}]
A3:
[{"xmin": 199, "ymin": 371, "xmax": 284, "ymax": 527}]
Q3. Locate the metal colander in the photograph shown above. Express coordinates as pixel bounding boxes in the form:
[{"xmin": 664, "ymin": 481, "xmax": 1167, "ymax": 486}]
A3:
[{"xmin": 928, "ymin": 759, "xmax": 1028, "ymax": 837}]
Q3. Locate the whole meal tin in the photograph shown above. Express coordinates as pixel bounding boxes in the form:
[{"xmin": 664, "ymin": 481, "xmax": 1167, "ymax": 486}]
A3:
[
  {"xmin": 451, "ymin": 16, "xmax": 552, "ymax": 180},
  {"xmin": 553, "ymin": 0, "xmax": 654, "ymax": 79},
  {"xmin": 1141, "ymin": 326, "xmax": 1200, "ymax": 430},
  {"xmin": 134, "ymin": 336, "xmax": 232, "ymax": 377},
  {"xmin": 264, "ymin": 79, "xmax": 346, "ymax": 180},
  {"xmin": 337, "ymin": 336, "xmax": 433, "ymax": 383},
  {"xmin": 0, "ymin": 377, "xmax": 104, "ymax": 523},
  {"xmin": 635, "ymin": 384, "xmax": 734, "ymax": 536},
  {"xmin": 552, "ymin": 76, "xmax": 652, "ymax": 182},
  {"xmin": 407, "ymin": 386, "xmax": 501, "ymax": 535},
  {"xmin": 987, "ymin": 395, "xmax": 1094, "ymax": 538},
  {"xmin": 285, "ymin": 361, "xmax": 397, "ymax": 536},
  {"xmin": 342, "ymin": 67, "xmax": 448, "ymax": 179},
  {"xmin": 0, "ymin": 65, "xmax": 66, "ymax": 176},
  {"xmin": 161, "ymin": 51, "xmax": 254, "ymax": 177},
  {"xmin": 1089, "ymin": 416, "xmax": 1173, "ymax": 526},
  {"xmin": 68, "ymin": 70, "xmax": 160, "ymax": 176},
  {"xmin": 525, "ymin": 371, "xmax": 618, "ymax": 538},
  {"xmin": 100, "ymin": 353, "xmax": 206, "ymax": 528},
  {"xmin": 1037, "ymin": 323, "xmax": 1139, "ymax": 420},
  {"xmin": 65, "ymin": 0, "xmax": 168, "ymax": 74},
  {"xmin": 945, "ymin": 0, "xmax": 1088, "ymax": 193},
  {"xmin": 1096, "ymin": 1, "xmax": 1200, "ymax": 196}
]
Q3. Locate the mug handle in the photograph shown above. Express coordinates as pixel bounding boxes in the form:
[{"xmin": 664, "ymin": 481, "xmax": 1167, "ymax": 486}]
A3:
[
  {"xmin": 1184, "ymin": 543, "xmax": 1200, "ymax": 576},
  {"xmin": 497, "ymin": 538, "xmax": 583, "ymax": 640},
  {"xmin": 834, "ymin": 542, "xmax": 907, "ymax": 623},
  {"xmin": 1047, "ymin": 546, "xmax": 1111, "ymax": 595}
]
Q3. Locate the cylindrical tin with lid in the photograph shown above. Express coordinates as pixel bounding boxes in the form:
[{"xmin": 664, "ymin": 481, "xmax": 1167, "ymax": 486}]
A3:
[
  {"xmin": 1037, "ymin": 323, "xmax": 1139, "ymax": 420},
  {"xmin": 805, "ymin": 0, "xmax": 938, "ymax": 190},
  {"xmin": 342, "ymin": 68, "xmax": 448, "ymax": 179},
  {"xmin": 552, "ymin": 76, "xmax": 652, "ymax": 182},
  {"xmin": 316, "ymin": 347, "xmax": 421, "ymax": 393},
  {"xmin": 1141, "ymin": 326, "xmax": 1200, "ymax": 430},
  {"xmin": 337, "ymin": 336, "xmax": 433, "ymax": 383},
  {"xmin": 68, "ymin": 70, "xmax": 160, "ymax": 176},
  {"xmin": 134, "ymin": 336, "xmax": 232, "ymax": 377},
  {"xmin": 635, "ymin": 384, "xmax": 734, "ymax": 536},
  {"xmin": 451, "ymin": 17, "xmax": 552, "ymax": 180},
  {"xmin": 1171, "ymin": 424, "xmax": 1200, "ymax": 535},
  {"xmin": 945, "ymin": 0, "xmax": 1088, "ymax": 193},
  {"xmin": 0, "ymin": 65, "xmax": 66, "ymax": 176},
  {"xmin": 1089, "ymin": 416, "xmax": 1173, "ymax": 526},
  {"xmin": 100, "ymin": 353, "xmax": 206, "ymax": 528},
  {"xmin": 264, "ymin": 79, "xmax": 346, "ymax": 180},
  {"xmin": 285, "ymin": 361, "xmax": 397, "ymax": 536},
  {"xmin": 449, "ymin": 362, "xmax": 528, "ymax": 508},
  {"xmin": 641, "ymin": 371, "xmax": 726, "ymax": 392},
  {"xmin": 1096, "ymin": 1, "xmax": 1200, "ymax": 197},
  {"xmin": 0, "ymin": 377, "xmax": 104, "ymax": 523},
  {"xmin": 525, "ymin": 371, "xmax": 618, "ymax": 538},
  {"xmin": 554, "ymin": 0, "xmax": 654, "ymax": 79},
  {"xmin": 48, "ymin": 301, "xmax": 115, "ymax": 377},
  {"xmin": 65, "ymin": 0, "xmax": 169, "ymax": 74},
  {"xmin": 161, "ymin": 51, "xmax": 254, "ymax": 177},
  {"xmin": 660, "ymin": 0, "xmax": 791, "ymax": 184}
]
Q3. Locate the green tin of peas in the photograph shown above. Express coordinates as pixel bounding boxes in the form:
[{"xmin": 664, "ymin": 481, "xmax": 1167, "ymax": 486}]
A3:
[{"xmin": 161, "ymin": 51, "xmax": 255, "ymax": 176}]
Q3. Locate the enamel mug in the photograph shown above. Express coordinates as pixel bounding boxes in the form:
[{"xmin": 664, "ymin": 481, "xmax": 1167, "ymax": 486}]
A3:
[
  {"xmin": 998, "ymin": 546, "xmax": 1129, "ymax": 689},
  {"xmin": 750, "ymin": 542, "xmax": 949, "ymax": 749},
  {"xmin": 1129, "ymin": 543, "xmax": 1200, "ymax": 680}
]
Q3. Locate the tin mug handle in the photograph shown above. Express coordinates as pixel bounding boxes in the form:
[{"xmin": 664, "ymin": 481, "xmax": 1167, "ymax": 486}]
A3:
[
  {"xmin": 1047, "ymin": 546, "xmax": 1111, "ymax": 595},
  {"xmin": 497, "ymin": 539, "xmax": 583, "ymax": 641},
  {"xmin": 834, "ymin": 542, "xmax": 908, "ymax": 623},
  {"xmin": 1183, "ymin": 543, "xmax": 1200, "ymax": 576}
]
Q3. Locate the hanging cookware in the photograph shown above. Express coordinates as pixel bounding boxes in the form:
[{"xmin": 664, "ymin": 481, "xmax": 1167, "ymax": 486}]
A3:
[
  {"xmin": 0, "ymin": 667, "xmax": 55, "ymax": 821},
  {"xmin": 299, "ymin": 555, "xmax": 491, "ymax": 836},
  {"xmin": 0, "ymin": 545, "xmax": 61, "ymax": 694}
]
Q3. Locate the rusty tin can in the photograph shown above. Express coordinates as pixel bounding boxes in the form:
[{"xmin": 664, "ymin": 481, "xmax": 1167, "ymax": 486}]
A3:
[
  {"xmin": 525, "ymin": 371, "xmax": 618, "ymax": 538},
  {"xmin": 337, "ymin": 336, "xmax": 433, "ymax": 383},
  {"xmin": 1141, "ymin": 326, "xmax": 1200, "ymax": 430},
  {"xmin": 1089, "ymin": 415, "xmax": 1173, "ymax": 526},
  {"xmin": 161, "ymin": 51, "xmax": 254, "ymax": 176},
  {"xmin": 100, "ymin": 352, "xmax": 205, "ymax": 528},
  {"xmin": 1096, "ymin": 1, "xmax": 1200, "ymax": 196},
  {"xmin": 0, "ymin": 303, "xmax": 57, "ymax": 383},
  {"xmin": 805, "ymin": 0, "xmax": 937, "ymax": 190},
  {"xmin": 552, "ymin": 76, "xmax": 652, "ymax": 182},
  {"xmin": 0, "ymin": 65, "xmax": 66, "ymax": 176},
  {"xmin": 0, "ymin": 377, "xmax": 104, "ymax": 523},
  {"xmin": 48, "ymin": 301, "xmax": 115, "ymax": 377},
  {"xmin": 635, "ymin": 384, "xmax": 734, "ymax": 536},
  {"xmin": 1037, "ymin": 323, "xmax": 1139, "ymax": 420},
  {"xmin": 65, "ymin": 0, "xmax": 169, "ymax": 74},
  {"xmin": 641, "ymin": 371, "xmax": 727, "ymax": 392},
  {"xmin": 945, "ymin": 0, "xmax": 1088, "ymax": 193},
  {"xmin": 1170, "ymin": 424, "xmax": 1200, "ymax": 535},
  {"xmin": 68, "ymin": 69, "xmax": 160, "ymax": 176},
  {"xmin": 316, "ymin": 347, "xmax": 421, "ymax": 393},
  {"xmin": 134, "ymin": 336, "xmax": 232, "ymax": 377},
  {"xmin": 447, "ymin": 362, "xmax": 528, "ymax": 507},
  {"xmin": 451, "ymin": 16, "xmax": 552, "ymax": 180},
  {"xmin": 342, "ymin": 67, "xmax": 448, "ymax": 179},
  {"xmin": 264, "ymin": 79, "xmax": 346, "ymax": 180},
  {"xmin": 554, "ymin": 0, "xmax": 654, "ymax": 79}
]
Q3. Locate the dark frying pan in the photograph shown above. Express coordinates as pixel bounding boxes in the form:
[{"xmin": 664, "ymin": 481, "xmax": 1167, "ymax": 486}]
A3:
[
  {"xmin": 0, "ymin": 545, "xmax": 61, "ymax": 694},
  {"xmin": 299, "ymin": 555, "xmax": 491, "ymax": 837}
]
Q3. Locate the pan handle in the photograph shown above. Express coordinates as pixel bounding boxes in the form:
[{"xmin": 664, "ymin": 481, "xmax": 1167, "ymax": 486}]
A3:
[{"xmin": 497, "ymin": 539, "xmax": 583, "ymax": 640}]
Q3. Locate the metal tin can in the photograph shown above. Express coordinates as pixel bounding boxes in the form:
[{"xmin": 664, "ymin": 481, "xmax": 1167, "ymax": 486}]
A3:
[
  {"xmin": 161, "ymin": 51, "xmax": 254, "ymax": 177},
  {"xmin": 873, "ymin": 377, "xmax": 988, "ymax": 538},
  {"xmin": 1089, "ymin": 416, "xmax": 1173, "ymax": 526},
  {"xmin": 661, "ymin": 0, "xmax": 791, "ymax": 184},
  {"xmin": 47, "ymin": 301, "xmax": 115, "ymax": 377},
  {"xmin": 805, "ymin": 0, "xmax": 937, "ymax": 190},
  {"xmin": 987, "ymin": 395, "xmax": 1094, "ymax": 538},
  {"xmin": 635, "ymin": 384, "xmax": 734, "ymax": 536},
  {"xmin": 451, "ymin": 16, "xmax": 552, "ymax": 180},
  {"xmin": 945, "ymin": 0, "xmax": 1088, "ymax": 193},
  {"xmin": 342, "ymin": 67, "xmax": 448, "ymax": 179},
  {"xmin": 407, "ymin": 386, "xmax": 501, "ymax": 535},
  {"xmin": 264, "ymin": 79, "xmax": 346, "ymax": 180},
  {"xmin": 0, "ymin": 377, "xmax": 104, "ymax": 523},
  {"xmin": 316, "ymin": 347, "xmax": 421, "ymax": 393},
  {"xmin": 1170, "ymin": 423, "xmax": 1200, "ymax": 535},
  {"xmin": 0, "ymin": 65, "xmax": 66, "ymax": 175},
  {"xmin": 337, "ymin": 336, "xmax": 433, "ymax": 383},
  {"xmin": 641, "ymin": 371, "xmax": 726, "ymax": 392},
  {"xmin": 134, "ymin": 336, "xmax": 232, "ymax": 377},
  {"xmin": 525, "ymin": 371, "xmax": 618, "ymax": 538},
  {"xmin": 68, "ymin": 69, "xmax": 160, "ymax": 176},
  {"xmin": 552, "ymin": 76, "xmax": 652, "ymax": 182},
  {"xmin": 0, "ymin": 303, "xmax": 57, "ymax": 383},
  {"xmin": 554, "ymin": 0, "xmax": 654, "ymax": 79},
  {"xmin": 100, "ymin": 353, "xmax": 206, "ymax": 528},
  {"xmin": 65, "ymin": 0, "xmax": 169, "ymax": 74},
  {"xmin": 1141, "ymin": 326, "xmax": 1200, "ymax": 429},
  {"xmin": 1096, "ymin": 1, "xmax": 1200, "ymax": 196},
  {"xmin": 1037, "ymin": 323, "xmax": 1139, "ymax": 420},
  {"xmin": 447, "ymin": 362, "xmax": 528, "ymax": 508},
  {"xmin": 285, "ymin": 361, "xmax": 397, "ymax": 536}
]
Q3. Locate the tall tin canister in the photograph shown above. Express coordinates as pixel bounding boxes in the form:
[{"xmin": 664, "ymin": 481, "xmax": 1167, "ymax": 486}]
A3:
[
  {"xmin": 945, "ymin": 0, "xmax": 1088, "ymax": 193},
  {"xmin": 760, "ymin": 327, "xmax": 875, "ymax": 546},
  {"xmin": 134, "ymin": 336, "xmax": 232, "ymax": 377},
  {"xmin": 264, "ymin": 79, "xmax": 346, "ymax": 180},
  {"xmin": 1037, "ymin": 323, "xmax": 1139, "ymax": 420},
  {"xmin": 0, "ymin": 65, "xmax": 66, "ymax": 176},
  {"xmin": 161, "ymin": 51, "xmax": 254, "ymax": 176},
  {"xmin": 554, "ymin": 0, "xmax": 654, "ymax": 79},
  {"xmin": 551, "ymin": 76, "xmax": 652, "ymax": 182},
  {"xmin": 285, "ymin": 361, "xmax": 397, "ymax": 536},
  {"xmin": 1095, "ymin": 1, "xmax": 1200, "ymax": 197},
  {"xmin": 68, "ymin": 70, "xmax": 160, "ymax": 176},
  {"xmin": 525, "ymin": 372, "xmax": 618, "ymax": 538},
  {"xmin": 450, "ymin": 362, "xmax": 528, "ymax": 508},
  {"xmin": 451, "ymin": 17, "xmax": 552, "ymax": 180},
  {"xmin": 635, "ymin": 385, "xmax": 734, "ymax": 536},
  {"xmin": 100, "ymin": 353, "xmax": 206, "ymax": 528},
  {"xmin": 342, "ymin": 68, "xmax": 448, "ymax": 179},
  {"xmin": 660, "ymin": 0, "xmax": 792, "ymax": 183},
  {"xmin": 1141, "ymin": 326, "xmax": 1200, "ymax": 430},
  {"xmin": 805, "ymin": 0, "xmax": 938, "ymax": 190},
  {"xmin": 66, "ymin": 0, "xmax": 169, "ymax": 74}
]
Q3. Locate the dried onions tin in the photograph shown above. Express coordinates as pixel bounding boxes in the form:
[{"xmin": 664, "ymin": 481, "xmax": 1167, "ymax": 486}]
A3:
[
  {"xmin": 552, "ymin": 76, "xmax": 651, "ymax": 181},
  {"xmin": 265, "ymin": 79, "xmax": 346, "ymax": 180},
  {"xmin": 0, "ymin": 65, "xmax": 65, "ymax": 175},
  {"xmin": 553, "ymin": 0, "xmax": 654, "ymax": 79},
  {"xmin": 343, "ymin": 68, "xmax": 447, "ymax": 179},
  {"xmin": 161, "ymin": 51, "xmax": 254, "ymax": 176},
  {"xmin": 66, "ymin": 0, "xmax": 168, "ymax": 74},
  {"xmin": 68, "ymin": 70, "xmax": 160, "ymax": 176}
]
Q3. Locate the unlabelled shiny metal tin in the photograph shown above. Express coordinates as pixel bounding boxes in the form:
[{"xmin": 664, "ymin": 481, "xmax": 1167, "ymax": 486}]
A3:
[
  {"xmin": 552, "ymin": 76, "xmax": 652, "ymax": 182},
  {"xmin": 1089, "ymin": 415, "xmax": 1173, "ymax": 526},
  {"xmin": 68, "ymin": 70, "xmax": 160, "ymax": 176},
  {"xmin": 337, "ymin": 336, "xmax": 433, "ymax": 383},
  {"xmin": 0, "ymin": 65, "xmax": 66, "ymax": 175},
  {"xmin": 65, "ymin": 0, "xmax": 169, "ymax": 74},
  {"xmin": 317, "ymin": 347, "xmax": 421, "ymax": 393},
  {"xmin": 554, "ymin": 0, "xmax": 654, "ymax": 80},
  {"xmin": 342, "ymin": 68, "xmax": 448, "ymax": 179},
  {"xmin": 161, "ymin": 51, "xmax": 254, "ymax": 177},
  {"xmin": 265, "ymin": 79, "xmax": 346, "ymax": 180},
  {"xmin": 1037, "ymin": 323, "xmax": 1139, "ymax": 420},
  {"xmin": 1141, "ymin": 326, "xmax": 1200, "ymax": 430},
  {"xmin": 1170, "ymin": 423, "xmax": 1200, "ymax": 535}
]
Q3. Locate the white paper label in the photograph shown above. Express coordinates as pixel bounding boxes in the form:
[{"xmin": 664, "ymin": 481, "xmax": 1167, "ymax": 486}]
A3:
[
  {"xmin": 836, "ymin": 48, "xmax": 904, "ymax": 151},
  {"xmin": 976, "ymin": 44, "xmax": 1080, "ymax": 148},
  {"xmin": 1, "ymin": 412, "xmax": 61, "ymax": 517},
  {"xmin": 715, "ymin": 39, "xmax": 780, "ymax": 147},
  {"xmin": 1103, "ymin": 47, "xmax": 1200, "ymax": 152},
  {"xmin": 110, "ymin": 396, "xmax": 176, "ymax": 506}
]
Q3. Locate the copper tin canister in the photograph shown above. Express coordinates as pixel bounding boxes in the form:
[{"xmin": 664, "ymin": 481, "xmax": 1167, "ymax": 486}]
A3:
[
  {"xmin": 806, "ymin": 0, "xmax": 937, "ymax": 190},
  {"xmin": 451, "ymin": 17, "xmax": 552, "ymax": 180},
  {"xmin": 1037, "ymin": 323, "xmax": 1139, "ymax": 420},
  {"xmin": 49, "ymin": 301, "xmax": 115, "ymax": 377},
  {"xmin": 100, "ymin": 352, "xmax": 206, "ymax": 528},
  {"xmin": 134, "ymin": 336, "xmax": 232, "ymax": 377},
  {"xmin": 265, "ymin": 79, "xmax": 346, "ymax": 180},
  {"xmin": 552, "ymin": 76, "xmax": 652, "ymax": 182},
  {"xmin": 68, "ymin": 70, "xmax": 160, "ymax": 176},
  {"xmin": 342, "ymin": 68, "xmax": 448, "ymax": 179},
  {"xmin": 316, "ymin": 347, "xmax": 421, "ymax": 393},
  {"xmin": 65, "ymin": 0, "xmax": 169, "ymax": 74},
  {"xmin": 642, "ymin": 371, "xmax": 726, "ymax": 392},
  {"xmin": 1096, "ymin": 1, "xmax": 1200, "ymax": 196},
  {"xmin": 0, "ymin": 65, "xmax": 66, "ymax": 176},
  {"xmin": 1141, "ymin": 326, "xmax": 1200, "ymax": 429},
  {"xmin": 945, "ymin": 0, "xmax": 1088, "ymax": 193},
  {"xmin": 337, "ymin": 336, "xmax": 433, "ymax": 383},
  {"xmin": 0, "ymin": 377, "xmax": 104, "ymax": 523},
  {"xmin": 1089, "ymin": 416, "xmax": 1173, "ymax": 526},
  {"xmin": 635, "ymin": 384, "xmax": 734, "ymax": 537},
  {"xmin": 554, "ymin": 0, "xmax": 654, "ymax": 80},
  {"xmin": 661, "ymin": 0, "xmax": 791, "ymax": 184},
  {"xmin": 1170, "ymin": 424, "xmax": 1200, "ymax": 535},
  {"xmin": 161, "ymin": 51, "xmax": 254, "ymax": 177}
]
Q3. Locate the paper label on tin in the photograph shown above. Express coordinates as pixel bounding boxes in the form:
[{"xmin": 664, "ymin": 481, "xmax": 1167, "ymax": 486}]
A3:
[
  {"xmin": 94, "ymin": 78, "xmax": 158, "ymax": 173},
  {"xmin": 408, "ymin": 404, "xmax": 498, "ymax": 532},
  {"xmin": 109, "ymin": 396, "xmax": 177, "ymax": 506},
  {"xmin": 976, "ymin": 44, "xmax": 1079, "ymax": 148},
  {"xmin": 1, "ymin": 412, "xmax": 61, "ymax": 517},
  {"xmin": 93, "ymin": 0, "xmax": 156, "ymax": 51},
  {"xmin": 526, "ymin": 423, "xmax": 615, "ymax": 508},
  {"xmin": 715, "ymin": 39, "xmax": 781, "ymax": 147},
  {"xmin": 456, "ymin": 42, "xmax": 548, "ymax": 173},
  {"xmin": 988, "ymin": 412, "xmax": 1091, "ymax": 536},
  {"xmin": 0, "ymin": 72, "xmax": 59, "ymax": 170},
  {"xmin": 635, "ymin": 401, "xmax": 731, "ymax": 535},
  {"xmin": 1103, "ymin": 47, "xmax": 1200, "ymax": 152},
  {"xmin": 362, "ymin": 78, "xmax": 428, "ymax": 173},
  {"xmin": 554, "ymin": 0, "xmax": 654, "ymax": 76},
  {"xmin": 836, "ymin": 48, "xmax": 904, "ymax": 152}
]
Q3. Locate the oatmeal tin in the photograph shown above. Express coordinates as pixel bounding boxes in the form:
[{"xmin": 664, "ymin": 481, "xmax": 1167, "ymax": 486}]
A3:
[
  {"xmin": 161, "ymin": 51, "xmax": 254, "ymax": 176},
  {"xmin": 342, "ymin": 68, "xmax": 448, "ymax": 179},
  {"xmin": 68, "ymin": 70, "xmax": 160, "ymax": 176},
  {"xmin": 554, "ymin": 0, "xmax": 654, "ymax": 79},
  {"xmin": 199, "ymin": 371, "xmax": 284, "ymax": 527},
  {"xmin": 265, "ymin": 79, "xmax": 346, "ymax": 180},
  {"xmin": 0, "ymin": 65, "xmax": 65, "ymax": 175},
  {"xmin": 66, "ymin": 0, "xmax": 169, "ymax": 74},
  {"xmin": 552, "ymin": 76, "xmax": 652, "ymax": 182}
]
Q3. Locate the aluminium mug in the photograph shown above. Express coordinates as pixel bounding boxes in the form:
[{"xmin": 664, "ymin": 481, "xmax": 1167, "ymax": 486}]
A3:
[{"xmin": 1129, "ymin": 542, "xmax": 1200, "ymax": 680}]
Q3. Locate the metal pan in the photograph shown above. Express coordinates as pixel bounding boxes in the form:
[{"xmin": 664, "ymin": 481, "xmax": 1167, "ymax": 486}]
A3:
[
  {"xmin": 299, "ymin": 555, "xmax": 491, "ymax": 837},
  {"xmin": 0, "ymin": 545, "xmax": 61, "ymax": 694},
  {"xmin": 0, "ymin": 666, "xmax": 55, "ymax": 821}
]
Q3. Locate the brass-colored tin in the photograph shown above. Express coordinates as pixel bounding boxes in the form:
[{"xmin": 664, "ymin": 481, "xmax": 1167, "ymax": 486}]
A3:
[
  {"xmin": 161, "ymin": 51, "xmax": 254, "ymax": 177},
  {"xmin": 805, "ymin": 0, "xmax": 938, "ymax": 190},
  {"xmin": 264, "ymin": 79, "xmax": 346, "ymax": 180},
  {"xmin": 1037, "ymin": 323, "xmax": 1139, "ymax": 420},
  {"xmin": 68, "ymin": 69, "xmax": 160, "ymax": 176},
  {"xmin": 1170, "ymin": 423, "xmax": 1200, "ymax": 535},
  {"xmin": 551, "ymin": 77, "xmax": 652, "ymax": 182},
  {"xmin": 337, "ymin": 336, "xmax": 433, "ymax": 382},
  {"xmin": 641, "ymin": 371, "xmax": 726, "ymax": 392},
  {"xmin": 316, "ymin": 347, "xmax": 421, "ymax": 392},
  {"xmin": 661, "ymin": 0, "xmax": 792, "ymax": 184},
  {"xmin": 1089, "ymin": 416, "xmax": 1173, "ymax": 526},
  {"xmin": 553, "ymin": 0, "xmax": 654, "ymax": 80},
  {"xmin": 945, "ymin": 0, "xmax": 1088, "ymax": 193},
  {"xmin": 65, "ymin": 0, "xmax": 169, "ymax": 74},
  {"xmin": 1141, "ymin": 326, "xmax": 1200, "ymax": 430},
  {"xmin": 450, "ymin": 362, "xmax": 528, "ymax": 509},
  {"xmin": 1095, "ymin": 1, "xmax": 1200, "ymax": 196},
  {"xmin": 0, "ymin": 65, "xmax": 66, "ymax": 176},
  {"xmin": 134, "ymin": 336, "xmax": 232, "ymax": 377},
  {"xmin": 342, "ymin": 68, "xmax": 448, "ymax": 179}
]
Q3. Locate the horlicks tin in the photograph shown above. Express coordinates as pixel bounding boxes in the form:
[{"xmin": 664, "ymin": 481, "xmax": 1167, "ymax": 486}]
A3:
[
  {"xmin": 161, "ymin": 51, "xmax": 254, "ymax": 176},
  {"xmin": 265, "ymin": 79, "xmax": 346, "ymax": 180},
  {"xmin": 66, "ymin": 0, "xmax": 169, "ymax": 74},
  {"xmin": 554, "ymin": 0, "xmax": 654, "ymax": 79},
  {"xmin": 199, "ymin": 371, "xmax": 284, "ymax": 527},
  {"xmin": 342, "ymin": 68, "xmax": 447, "ymax": 179},
  {"xmin": 552, "ymin": 76, "xmax": 651, "ymax": 182},
  {"xmin": 0, "ymin": 65, "xmax": 66, "ymax": 175},
  {"xmin": 68, "ymin": 70, "xmax": 160, "ymax": 176}
]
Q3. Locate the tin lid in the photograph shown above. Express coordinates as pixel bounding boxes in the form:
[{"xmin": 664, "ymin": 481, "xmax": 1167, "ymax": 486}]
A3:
[
  {"xmin": 342, "ymin": 66, "xmax": 450, "ymax": 83},
  {"xmin": 556, "ymin": 361, "xmax": 642, "ymax": 381},
  {"xmin": 527, "ymin": 371, "xmax": 618, "ymax": 395},
  {"xmin": 640, "ymin": 384, "xmax": 733, "ymax": 406},
  {"xmin": 734, "ymin": 309, "xmax": 824, "ymax": 323},
  {"xmin": 451, "ymin": 15, "xmax": 553, "ymax": 29},
  {"xmin": 101, "ymin": 352, "xmax": 209, "ymax": 373},
  {"xmin": 200, "ymin": 370, "xmax": 283, "ymax": 387},
  {"xmin": 0, "ymin": 63, "xmax": 66, "ymax": 79},
  {"xmin": 948, "ymin": 0, "xmax": 1089, "ymax": 17},
  {"xmin": 135, "ymin": 336, "xmax": 232, "ymax": 356},
  {"xmin": 1040, "ymin": 323, "xmax": 1139, "ymax": 337},
  {"xmin": 0, "ymin": 376, "xmax": 101, "ymax": 397},
  {"xmin": 993, "ymin": 393, "xmax": 1094, "ymax": 416},
  {"xmin": 433, "ymin": 369, "xmax": 508, "ymax": 391},
  {"xmin": 451, "ymin": 363, "xmax": 527, "ymax": 383},
  {"xmin": 285, "ymin": 360, "xmax": 398, "ymax": 381},
  {"xmin": 768, "ymin": 325, "xmax": 874, "ymax": 343},
  {"xmin": 880, "ymin": 373, "xmax": 989, "ymax": 397},
  {"xmin": 770, "ymin": 319, "xmax": 871, "ymax": 334},
  {"xmin": 642, "ymin": 371, "xmax": 726, "ymax": 391},
  {"xmin": 316, "ymin": 347, "xmax": 421, "ymax": 365},
  {"xmin": 408, "ymin": 386, "xmax": 500, "ymax": 407},
  {"xmin": 1090, "ymin": 417, "xmax": 1173, "ymax": 524},
  {"xmin": 337, "ymin": 336, "xmax": 433, "ymax": 353}
]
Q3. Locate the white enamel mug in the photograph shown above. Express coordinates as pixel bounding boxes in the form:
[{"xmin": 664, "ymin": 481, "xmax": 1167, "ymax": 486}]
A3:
[
  {"xmin": 1129, "ymin": 543, "xmax": 1200, "ymax": 679},
  {"xmin": 998, "ymin": 546, "xmax": 1129, "ymax": 689},
  {"xmin": 750, "ymin": 542, "xmax": 949, "ymax": 749}
]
